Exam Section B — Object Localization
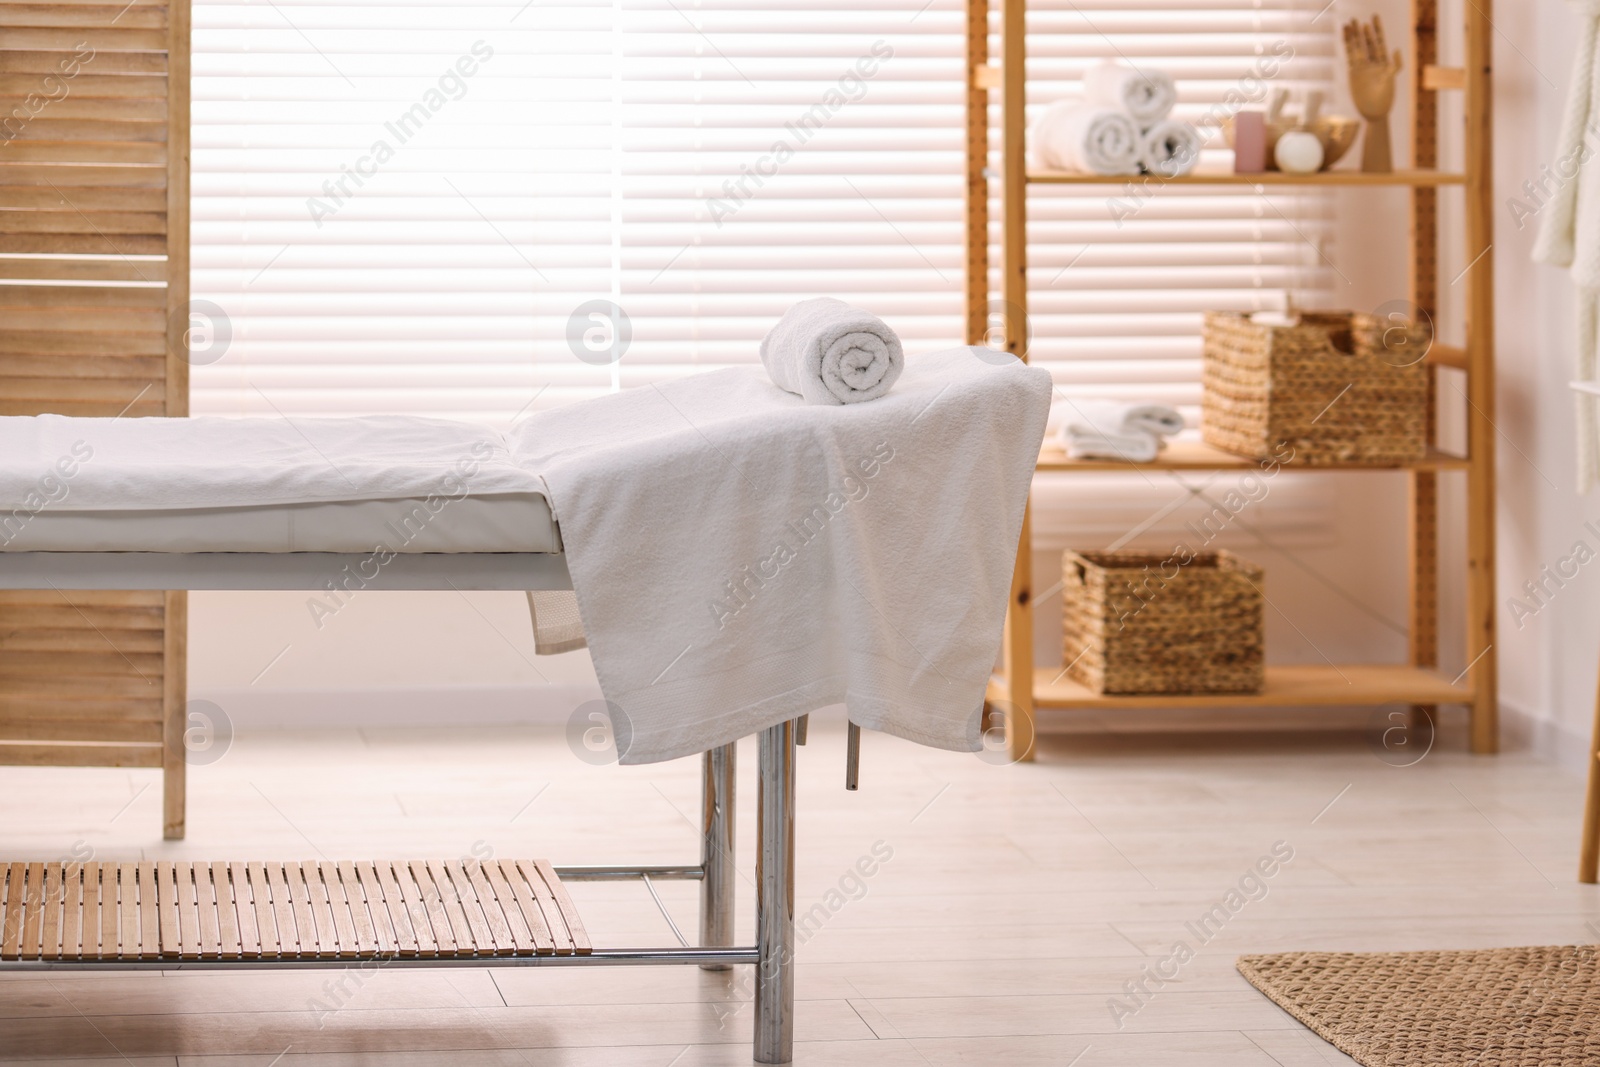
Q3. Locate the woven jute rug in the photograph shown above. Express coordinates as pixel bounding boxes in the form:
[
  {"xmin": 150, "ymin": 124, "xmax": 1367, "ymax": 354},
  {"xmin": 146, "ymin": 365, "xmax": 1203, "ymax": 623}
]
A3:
[{"xmin": 1237, "ymin": 946, "xmax": 1600, "ymax": 1066}]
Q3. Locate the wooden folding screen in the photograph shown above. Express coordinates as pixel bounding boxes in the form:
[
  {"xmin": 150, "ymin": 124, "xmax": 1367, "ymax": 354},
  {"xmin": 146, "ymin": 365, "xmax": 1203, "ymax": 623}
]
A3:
[{"xmin": 0, "ymin": 0, "xmax": 191, "ymax": 838}]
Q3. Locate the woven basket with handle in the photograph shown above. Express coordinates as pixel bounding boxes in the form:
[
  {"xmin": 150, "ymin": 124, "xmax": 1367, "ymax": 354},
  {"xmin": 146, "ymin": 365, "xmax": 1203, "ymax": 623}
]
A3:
[
  {"xmin": 1201, "ymin": 310, "xmax": 1430, "ymax": 465},
  {"xmin": 1062, "ymin": 549, "xmax": 1266, "ymax": 695}
]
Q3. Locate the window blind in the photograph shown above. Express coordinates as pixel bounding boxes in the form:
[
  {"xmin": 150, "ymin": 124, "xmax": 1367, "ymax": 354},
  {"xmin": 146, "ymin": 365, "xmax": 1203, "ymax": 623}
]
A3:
[{"xmin": 191, "ymin": 0, "xmax": 1333, "ymax": 420}]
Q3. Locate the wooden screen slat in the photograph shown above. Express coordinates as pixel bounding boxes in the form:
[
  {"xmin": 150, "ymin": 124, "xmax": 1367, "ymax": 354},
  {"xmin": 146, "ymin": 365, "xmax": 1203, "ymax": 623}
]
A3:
[
  {"xmin": 0, "ymin": 283, "xmax": 167, "ymax": 308},
  {"xmin": 0, "ymin": 141, "xmax": 166, "ymax": 166},
  {"xmin": 0, "ymin": 164, "xmax": 164, "ymax": 189},
  {"xmin": 0, "ymin": 3, "xmax": 167, "ymax": 30},
  {"xmin": 6, "ymin": 98, "xmax": 166, "ymax": 122},
  {"xmin": 0, "ymin": 74, "xmax": 166, "ymax": 100},
  {"xmin": 0, "ymin": 209, "xmax": 165, "ymax": 234},
  {"xmin": 0, "ymin": 183, "xmax": 164, "ymax": 211},
  {"xmin": 0, "ymin": 230, "xmax": 166, "ymax": 254}
]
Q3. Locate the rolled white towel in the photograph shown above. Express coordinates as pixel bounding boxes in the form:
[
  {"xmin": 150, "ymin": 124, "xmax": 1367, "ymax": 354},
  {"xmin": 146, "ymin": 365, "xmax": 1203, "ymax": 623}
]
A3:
[
  {"xmin": 1084, "ymin": 61, "xmax": 1176, "ymax": 127},
  {"xmin": 1062, "ymin": 399, "xmax": 1185, "ymax": 439},
  {"xmin": 1063, "ymin": 429, "xmax": 1161, "ymax": 463},
  {"xmin": 1031, "ymin": 100, "xmax": 1140, "ymax": 175},
  {"xmin": 759, "ymin": 297, "xmax": 905, "ymax": 405},
  {"xmin": 1140, "ymin": 119, "xmax": 1202, "ymax": 179}
]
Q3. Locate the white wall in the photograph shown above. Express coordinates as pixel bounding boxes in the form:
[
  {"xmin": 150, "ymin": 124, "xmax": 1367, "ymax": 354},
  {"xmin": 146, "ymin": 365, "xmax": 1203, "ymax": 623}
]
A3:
[
  {"xmin": 1491, "ymin": 0, "xmax": 1600, "ymax": 769},
  {"xmin": 194, "ymin": 1, "xmax": 1600, "ymax": 767}
]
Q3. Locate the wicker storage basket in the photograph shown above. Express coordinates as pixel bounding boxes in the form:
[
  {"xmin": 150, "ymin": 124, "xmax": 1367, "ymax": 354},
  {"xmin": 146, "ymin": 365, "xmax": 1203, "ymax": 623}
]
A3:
[
  {"xmin": 1201, "ymin": 310, "xmax": 1430, "ymax": 465},
  {"xmin": 1062, "ymin": 549, "xmax": 1265, "ymax": 695}
]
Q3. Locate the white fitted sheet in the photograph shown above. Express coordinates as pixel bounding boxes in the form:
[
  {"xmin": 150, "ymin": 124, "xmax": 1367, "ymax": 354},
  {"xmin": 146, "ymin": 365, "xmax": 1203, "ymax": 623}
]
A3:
[{"xmin": 4, "ymin": 494, "xmax": 559, "ymax": 554}]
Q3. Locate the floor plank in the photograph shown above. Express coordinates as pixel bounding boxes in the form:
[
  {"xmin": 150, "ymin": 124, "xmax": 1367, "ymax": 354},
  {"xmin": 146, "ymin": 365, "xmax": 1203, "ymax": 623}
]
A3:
[{"xmin": 0, "ymin": 719, "xmax": 1594, "ymax": 1065}]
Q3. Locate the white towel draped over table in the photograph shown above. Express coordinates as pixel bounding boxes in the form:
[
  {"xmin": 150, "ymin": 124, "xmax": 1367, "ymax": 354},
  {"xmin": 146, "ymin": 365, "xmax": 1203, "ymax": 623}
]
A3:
[
  {"xmin": 515, "ymin": 347, "xmax": 1052, "ymax": 765},
  {"xmin": 1533, "ymin": 0, "xmax": 1600, "ymax": 492}
]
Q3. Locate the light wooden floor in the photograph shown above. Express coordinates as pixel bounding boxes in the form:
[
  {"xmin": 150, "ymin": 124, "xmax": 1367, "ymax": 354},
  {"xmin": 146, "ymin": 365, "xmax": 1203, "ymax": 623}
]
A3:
[{"xmin": 1, "ymin": 714, "xmax": 1597, "ymax": 1065}]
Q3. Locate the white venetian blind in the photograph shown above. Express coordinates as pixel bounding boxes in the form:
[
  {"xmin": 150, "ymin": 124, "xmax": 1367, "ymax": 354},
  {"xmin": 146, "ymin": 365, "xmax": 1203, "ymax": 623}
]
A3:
[{"xmin": 190, "ymin": 0, "xmax": 1334, "ymax": 433}]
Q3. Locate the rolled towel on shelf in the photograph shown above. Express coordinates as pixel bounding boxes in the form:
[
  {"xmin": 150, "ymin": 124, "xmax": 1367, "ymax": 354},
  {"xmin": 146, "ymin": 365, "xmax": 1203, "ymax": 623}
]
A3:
[
  {"xmin": 1062, "ymin": 399, "xmax": 1185, "ymax": 439},
  {"xmin": 759, "ymin": 297, "xmax": 905, "ymax": 405},
  {"xmin": 1031, "ymin": 100, "xmax": 1141, "ymax": 175},
  {"xmin": 1059, "ymin": 399, "xmax": 1184, "ymax": 463},
  {"xmin": 1083, "ymin": 60, "xmax": 1176, "ymax": 127},
  {"xmin": 1139, "ymin": 119, "xmax": 1203, "ymax": 179},
  {"xmin": 1062, "ymin": 429, "xmax": 1161, "ymax": 464}
]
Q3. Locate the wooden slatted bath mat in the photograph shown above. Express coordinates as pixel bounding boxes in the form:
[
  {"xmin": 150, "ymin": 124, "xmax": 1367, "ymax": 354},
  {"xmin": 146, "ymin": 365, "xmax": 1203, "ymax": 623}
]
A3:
[{"xmin": 0, "ymin": 859, "xmax": 589, "ymax": 961}]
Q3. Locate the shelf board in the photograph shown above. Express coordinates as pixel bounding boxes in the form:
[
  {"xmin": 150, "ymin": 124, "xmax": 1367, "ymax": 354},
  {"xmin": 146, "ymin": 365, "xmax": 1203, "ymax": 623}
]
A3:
[
  {"xmin": 1036, "ymin": 440, "xmax": 1469, "ymax": 472},
  {"xmin": 1005, "ymin": 664, "xmax": 1471, "ymax": 710},
  {"xmin": 1026, "ymin": 168, "xmax": 1466, "ymax": 187}
]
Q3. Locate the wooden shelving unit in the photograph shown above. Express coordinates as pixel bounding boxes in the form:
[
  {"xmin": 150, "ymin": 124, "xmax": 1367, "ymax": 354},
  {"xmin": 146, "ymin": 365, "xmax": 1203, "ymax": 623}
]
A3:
[{"xmin": 964, "ymin": 0, "xmax": 1498, "ymax": 761}]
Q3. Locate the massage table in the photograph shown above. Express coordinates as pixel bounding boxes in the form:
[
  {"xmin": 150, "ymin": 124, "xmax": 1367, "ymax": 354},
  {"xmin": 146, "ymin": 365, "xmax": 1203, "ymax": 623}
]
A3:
[
  {"xmin": 0, "ymin": 350, "xmax": 1049, "ymax": 1064},
  {"xmin": 0, "ymin": 441, "xmax": 800, "ymax": 1064}
]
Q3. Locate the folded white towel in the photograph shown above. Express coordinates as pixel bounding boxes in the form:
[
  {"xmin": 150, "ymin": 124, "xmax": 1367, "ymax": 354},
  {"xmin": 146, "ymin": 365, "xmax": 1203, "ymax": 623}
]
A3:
[
  {"xmin": 759, "ymin": 297, "xmax": 904, "ymax": 405},
  {"xmin": 1063, "ymin": 430, "xmax": 1161, "ymax": 463},
  {"xmin": 1084, "ymin": 61, "xmax": 1176, "ymax": 127},
  {"xmin": 1139, "ymin": 119, "xmax": 1202, "ymax": 179},
  {"xmin": 1031, "ymin": 100, "xmax": 1141, "ymax": 175},
  {"xmin": 1062, "ymin": 399, "xmax": 1185, "ymax": 439}
]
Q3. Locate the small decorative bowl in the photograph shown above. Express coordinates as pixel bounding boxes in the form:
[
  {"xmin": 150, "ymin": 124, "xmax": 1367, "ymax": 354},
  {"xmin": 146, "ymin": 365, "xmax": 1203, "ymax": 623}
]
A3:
[{"xmin": 1222, "ymin": 115, "xmax": 1360, "ymax": 172}]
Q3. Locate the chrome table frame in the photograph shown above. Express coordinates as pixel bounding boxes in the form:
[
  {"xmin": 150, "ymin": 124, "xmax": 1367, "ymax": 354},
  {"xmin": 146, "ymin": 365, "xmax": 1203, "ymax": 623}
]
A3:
[{"xmin": 0, "ymin": 551, "xmax": 797, "ymax": 1064}]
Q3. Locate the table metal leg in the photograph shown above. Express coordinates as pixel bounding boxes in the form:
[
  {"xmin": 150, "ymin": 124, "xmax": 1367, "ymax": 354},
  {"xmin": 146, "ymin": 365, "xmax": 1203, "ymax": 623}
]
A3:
[
  {"xmin": 700, "ymin": 742, "xmax": 737, "ymax": 967},
  {"xmin": 755, "ymin": 720, "xmax": 796, "ymax": 1064}
]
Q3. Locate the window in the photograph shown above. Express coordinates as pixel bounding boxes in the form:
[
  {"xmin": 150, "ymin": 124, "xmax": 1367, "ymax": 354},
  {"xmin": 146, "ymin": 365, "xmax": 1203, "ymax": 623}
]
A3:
[{"xmin": 191, "ymin": 0, "xmax": 1334, "ymax": 539}]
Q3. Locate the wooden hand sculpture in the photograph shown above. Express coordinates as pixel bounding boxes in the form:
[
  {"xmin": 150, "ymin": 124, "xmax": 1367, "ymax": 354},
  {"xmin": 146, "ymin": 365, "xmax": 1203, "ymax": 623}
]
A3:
[{"xmin": 1343, "ymin": 15, "xmax": 1401, "ymax": 173}]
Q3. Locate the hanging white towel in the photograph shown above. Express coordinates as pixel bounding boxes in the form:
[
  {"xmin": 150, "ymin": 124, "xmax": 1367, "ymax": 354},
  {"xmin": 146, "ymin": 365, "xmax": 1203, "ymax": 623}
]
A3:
[
  {"xmin": 1139, "ymin": 119, "xmax": 1202, "ymax": 179},
  {"xmin": 1030, "ymin": 100, "xmax": 1141, "ymax": 175},
  {"xmin": 1083, "ymin": 61, "xmax": 1176, "ymax": 127},
  {"xmin": 1533, "ymin": 0, "xmax": 1600, "ymax": 492}
]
